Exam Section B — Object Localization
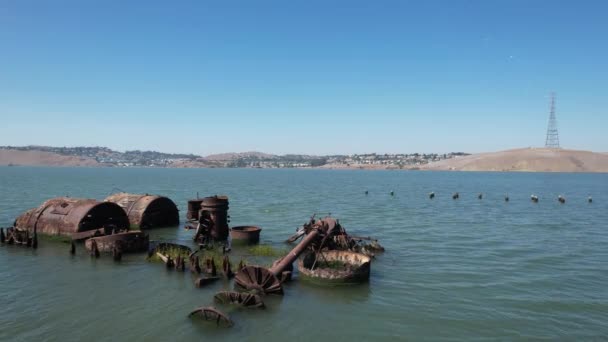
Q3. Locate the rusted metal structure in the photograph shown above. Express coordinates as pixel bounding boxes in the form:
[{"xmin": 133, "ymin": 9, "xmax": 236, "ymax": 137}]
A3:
[
  {"xmin": 1, "ymin": 227, "xmax": 38, "ymax": 249},
  {"xmin": 194, "ymin": 195, "xmax": 230, "ymax": 241},
  {"xmin": 230, "ymin": 226, "xmax": 261, "ymax": 245},
  {"xmin": 286, "ymin": 216, "xmax": 384, "ymax": 257},
  {"xmin": 234, "ymin": 218, "xmax": 340, "ymax": 295},
  {"xmin": 195, "ymin": 276, "xmax": 220, "ymax": 288},
  {"xmin": 187, "ymin": 199, "xmax": 204, "ymax": 221},
  {"xmin": 84, "ymin": 231, "xmax": 149, "ymax": 253},
  {"xmin": 214, "ymin": 291, "xmax": 264, "ymax": 308},
  {"xmin": 104, "ymin": 193, "xmax": 179, "ymax": 229},
  {"xmin": 14, "ymin": 197, "xmax": 129, "ymax": 236},
  {"xmin": 298, "ymin": 250, "xmax": 371, "ymax": 284},
  {"xmin": 188, "ymin": 307, "xmax": 233, "ymax": 327}
]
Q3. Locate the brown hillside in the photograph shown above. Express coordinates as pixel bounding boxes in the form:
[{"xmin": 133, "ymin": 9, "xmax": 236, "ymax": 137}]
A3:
[
  {"xmin": 0, "ymin": 149, "xmax": 101, "ymax": 167},
  {"xmin": 421, "ymin": 148, "xmax": 608, "ymax": 173}
]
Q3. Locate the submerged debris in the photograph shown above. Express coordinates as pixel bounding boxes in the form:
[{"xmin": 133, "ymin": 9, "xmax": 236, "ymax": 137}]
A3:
[
  {"xmin": 222, "ymin": 256, "xmax": 234, "ymax": 278},
  {"xmin": 104, "ymin": 193, "xmax": 179, "ymax": 229},
  {"xmin": 191, "ymin": 256, "xmax": 202, "ymax": 274},
  {"xmin": 90, "ymin": 240, "xmax": 100, "ymax": 258},
  {"xmin": 155, "ymin": 251, "xmax": 175, "ymax": 268},
  {"xmin": 1, "ymin": 227, "xmax": 39, "ymax": 249},
  {"xmin": 230, "ymin": 226, "xmax": 261, "ymax": 245},
  {"xmin": 148, "ymin": 242, "xmax": 192, "ymax": 265},
  {"xmin": 298, "ymin": 250, "xmax": 371, "ymax": 284},
  {"xmin": 234, "ymin": 265, "xmax": 284, "ymax": 295},
  {"xmin": 112, "ymin": 241, "xmax": 122, "ymax": 262},
  {"xmin": 188, "ymin": 306, "xmax": 233, "ymax": 327},
  {"xmin": 286, "ymin": 216, "xmax": 384, "ymax": 257},
  {"xmin": 214, "ymin": 291, "xmax": 264, "ymax": 308},
  {"xmin": 195, "ymin": 276, "xmax": 220, "ymax": 288},
  {"xmin": 85, "ymin": 231, "xmax": 149, "ymax": 254},
  {"xmin": 236, "ymin": 216, "xmax": 374, "ymax": 295},
  {"xmin": 192, "ymin": 196, "xmax": 230, "ymax": 243},
  {"xmin": 204, "ymin": 257, "xmax": 217, "ymax": 276},
  {"xmin": 14, "ymin": 197, "xmax": 129, "ymax": 237}
]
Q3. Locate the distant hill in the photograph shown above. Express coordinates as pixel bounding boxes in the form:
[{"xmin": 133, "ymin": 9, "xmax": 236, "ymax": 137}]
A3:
[
  {"xmin": 0, "ymin": 149, "xmax": 102, "ymax": 167},
  {"xmin": 421, "ymin": 148, "xmax": 608, "ymax": 173},
  {"xmin": 0, "ymin": 146, "xmax": 327, "ymax": 168},
  {"xmin": 204, "ymin": 151, "xmax": 277, "ymax": 161}
]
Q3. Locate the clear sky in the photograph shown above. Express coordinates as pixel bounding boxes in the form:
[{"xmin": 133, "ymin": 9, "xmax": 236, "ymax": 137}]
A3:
[{"xmin": 1, "ymin": 0, "xmax": 606, "ymax": 155}]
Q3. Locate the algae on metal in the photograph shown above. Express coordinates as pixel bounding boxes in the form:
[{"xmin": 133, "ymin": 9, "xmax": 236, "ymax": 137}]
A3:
[{"xmin": 247, "ymin": 244, "xmax": 287, "ymax": 257}]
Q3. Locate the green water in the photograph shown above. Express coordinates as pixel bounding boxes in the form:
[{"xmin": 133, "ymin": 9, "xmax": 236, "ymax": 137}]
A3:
[{"xmin": 1, "ymin": 167, "xmax": 607, "ymax": 341}]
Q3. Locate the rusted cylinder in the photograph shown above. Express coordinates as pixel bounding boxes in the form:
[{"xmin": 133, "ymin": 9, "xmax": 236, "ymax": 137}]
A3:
[
  {"xmin": 105, "ymin": 193, "xmax": 179, "ymax": 229},
  {"xmin": 200, "ymin": 196, "xmax": 230, "ymax": 241},
  {"xmin": 14, "ymin": 197, "xmax": 129, "ymax": 236},
  {"xmin": 269, "ymin": 229, "xmax": 320, "ymax": 276},
  {"xmin": 187, "ymin": 199, "xmax": 204, "ymax": 221},
  {"xmin": 230, "ymin": 226, "xmax": 261, "ymax": 245}
]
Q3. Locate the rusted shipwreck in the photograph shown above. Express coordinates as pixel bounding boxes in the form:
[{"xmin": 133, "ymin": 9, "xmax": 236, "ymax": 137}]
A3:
[
  {"xmin": 85, "ymin": 231, "xmax": 149, "ymax": 253},
  {"xmin": 287, "ymin": 216, "xmax": 381, "ymax": 284},
  {"xmin": 14, "ymin": 197, "xmax": 129, "ymax": 236},
  {"xmin": 233, "ymin": 216, "xmax": 374, "ymax": 294},
  {"xmin": 298, "ymin": 250, "xmax": 371, "ymax": 284},
  {"xmin": 105, "ymin": 193, "xmax": 179, "ymax": 229},
  {"xmin": 188, "ymin": 195, "xmax": 231, "ymax": 242}
]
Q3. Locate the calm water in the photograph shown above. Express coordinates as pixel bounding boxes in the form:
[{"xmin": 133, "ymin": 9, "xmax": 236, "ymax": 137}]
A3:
[{"xmin": 1, "ymin": 167, "xmax": 607, "ymax": 341}]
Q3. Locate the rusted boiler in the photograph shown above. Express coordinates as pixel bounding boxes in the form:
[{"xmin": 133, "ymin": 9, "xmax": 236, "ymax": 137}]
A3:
[
  {"xmin": 194, "ymin": 196, "xmax": 230, "ymax": 241},
  {"xmin": 104, "ymin": 193, "xmax": 179, "ymax": 229},
  {"xmin": 187, "ymin": 199, "xmax": 204, "ymax": 221},
  {"xmin": 14, "ymin": 197, "xmax": 129, "ymax": 236}
]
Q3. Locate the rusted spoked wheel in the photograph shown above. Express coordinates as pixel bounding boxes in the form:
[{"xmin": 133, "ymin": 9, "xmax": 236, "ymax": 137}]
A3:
[{"xmin": 234, "ymin": 266, "xmax": 283, "ymax": 295}]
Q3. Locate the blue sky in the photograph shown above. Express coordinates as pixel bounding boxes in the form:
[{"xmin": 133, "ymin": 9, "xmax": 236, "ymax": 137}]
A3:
[{"xmin": 1, "ymin": 0, "xmax": 606, "ymax": 155}]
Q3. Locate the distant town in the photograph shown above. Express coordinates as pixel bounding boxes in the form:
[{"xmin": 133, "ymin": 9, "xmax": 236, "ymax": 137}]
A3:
[{"xmin": 0, "ymin": 146, "xmax": 469, "ymax": 169}]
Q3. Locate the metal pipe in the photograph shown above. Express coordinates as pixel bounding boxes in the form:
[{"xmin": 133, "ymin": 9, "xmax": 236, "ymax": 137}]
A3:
[{"xmin": 269, "ymin": 228, "xmax": 320, "ymax": 276}]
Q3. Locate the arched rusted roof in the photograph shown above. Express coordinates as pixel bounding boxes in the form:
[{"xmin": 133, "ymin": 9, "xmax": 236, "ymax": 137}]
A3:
[
  {"xmin": 14, "ymin": 197, "xmax": 129, "ymax": 236},
  {"xmin": 104, "ymin": 193, "xmax": 179, "ymax": 229}
]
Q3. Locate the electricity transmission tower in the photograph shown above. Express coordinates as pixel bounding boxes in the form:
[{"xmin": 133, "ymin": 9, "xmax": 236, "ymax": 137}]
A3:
[{"xmin": 545, "ymin": 92, "xmax": 560, "ymax": 148}]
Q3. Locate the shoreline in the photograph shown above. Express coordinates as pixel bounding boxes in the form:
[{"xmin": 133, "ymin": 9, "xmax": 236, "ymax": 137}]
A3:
[{"xmin": 2, "ymin": 164, "xmax": 607, "ymax": 173}]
